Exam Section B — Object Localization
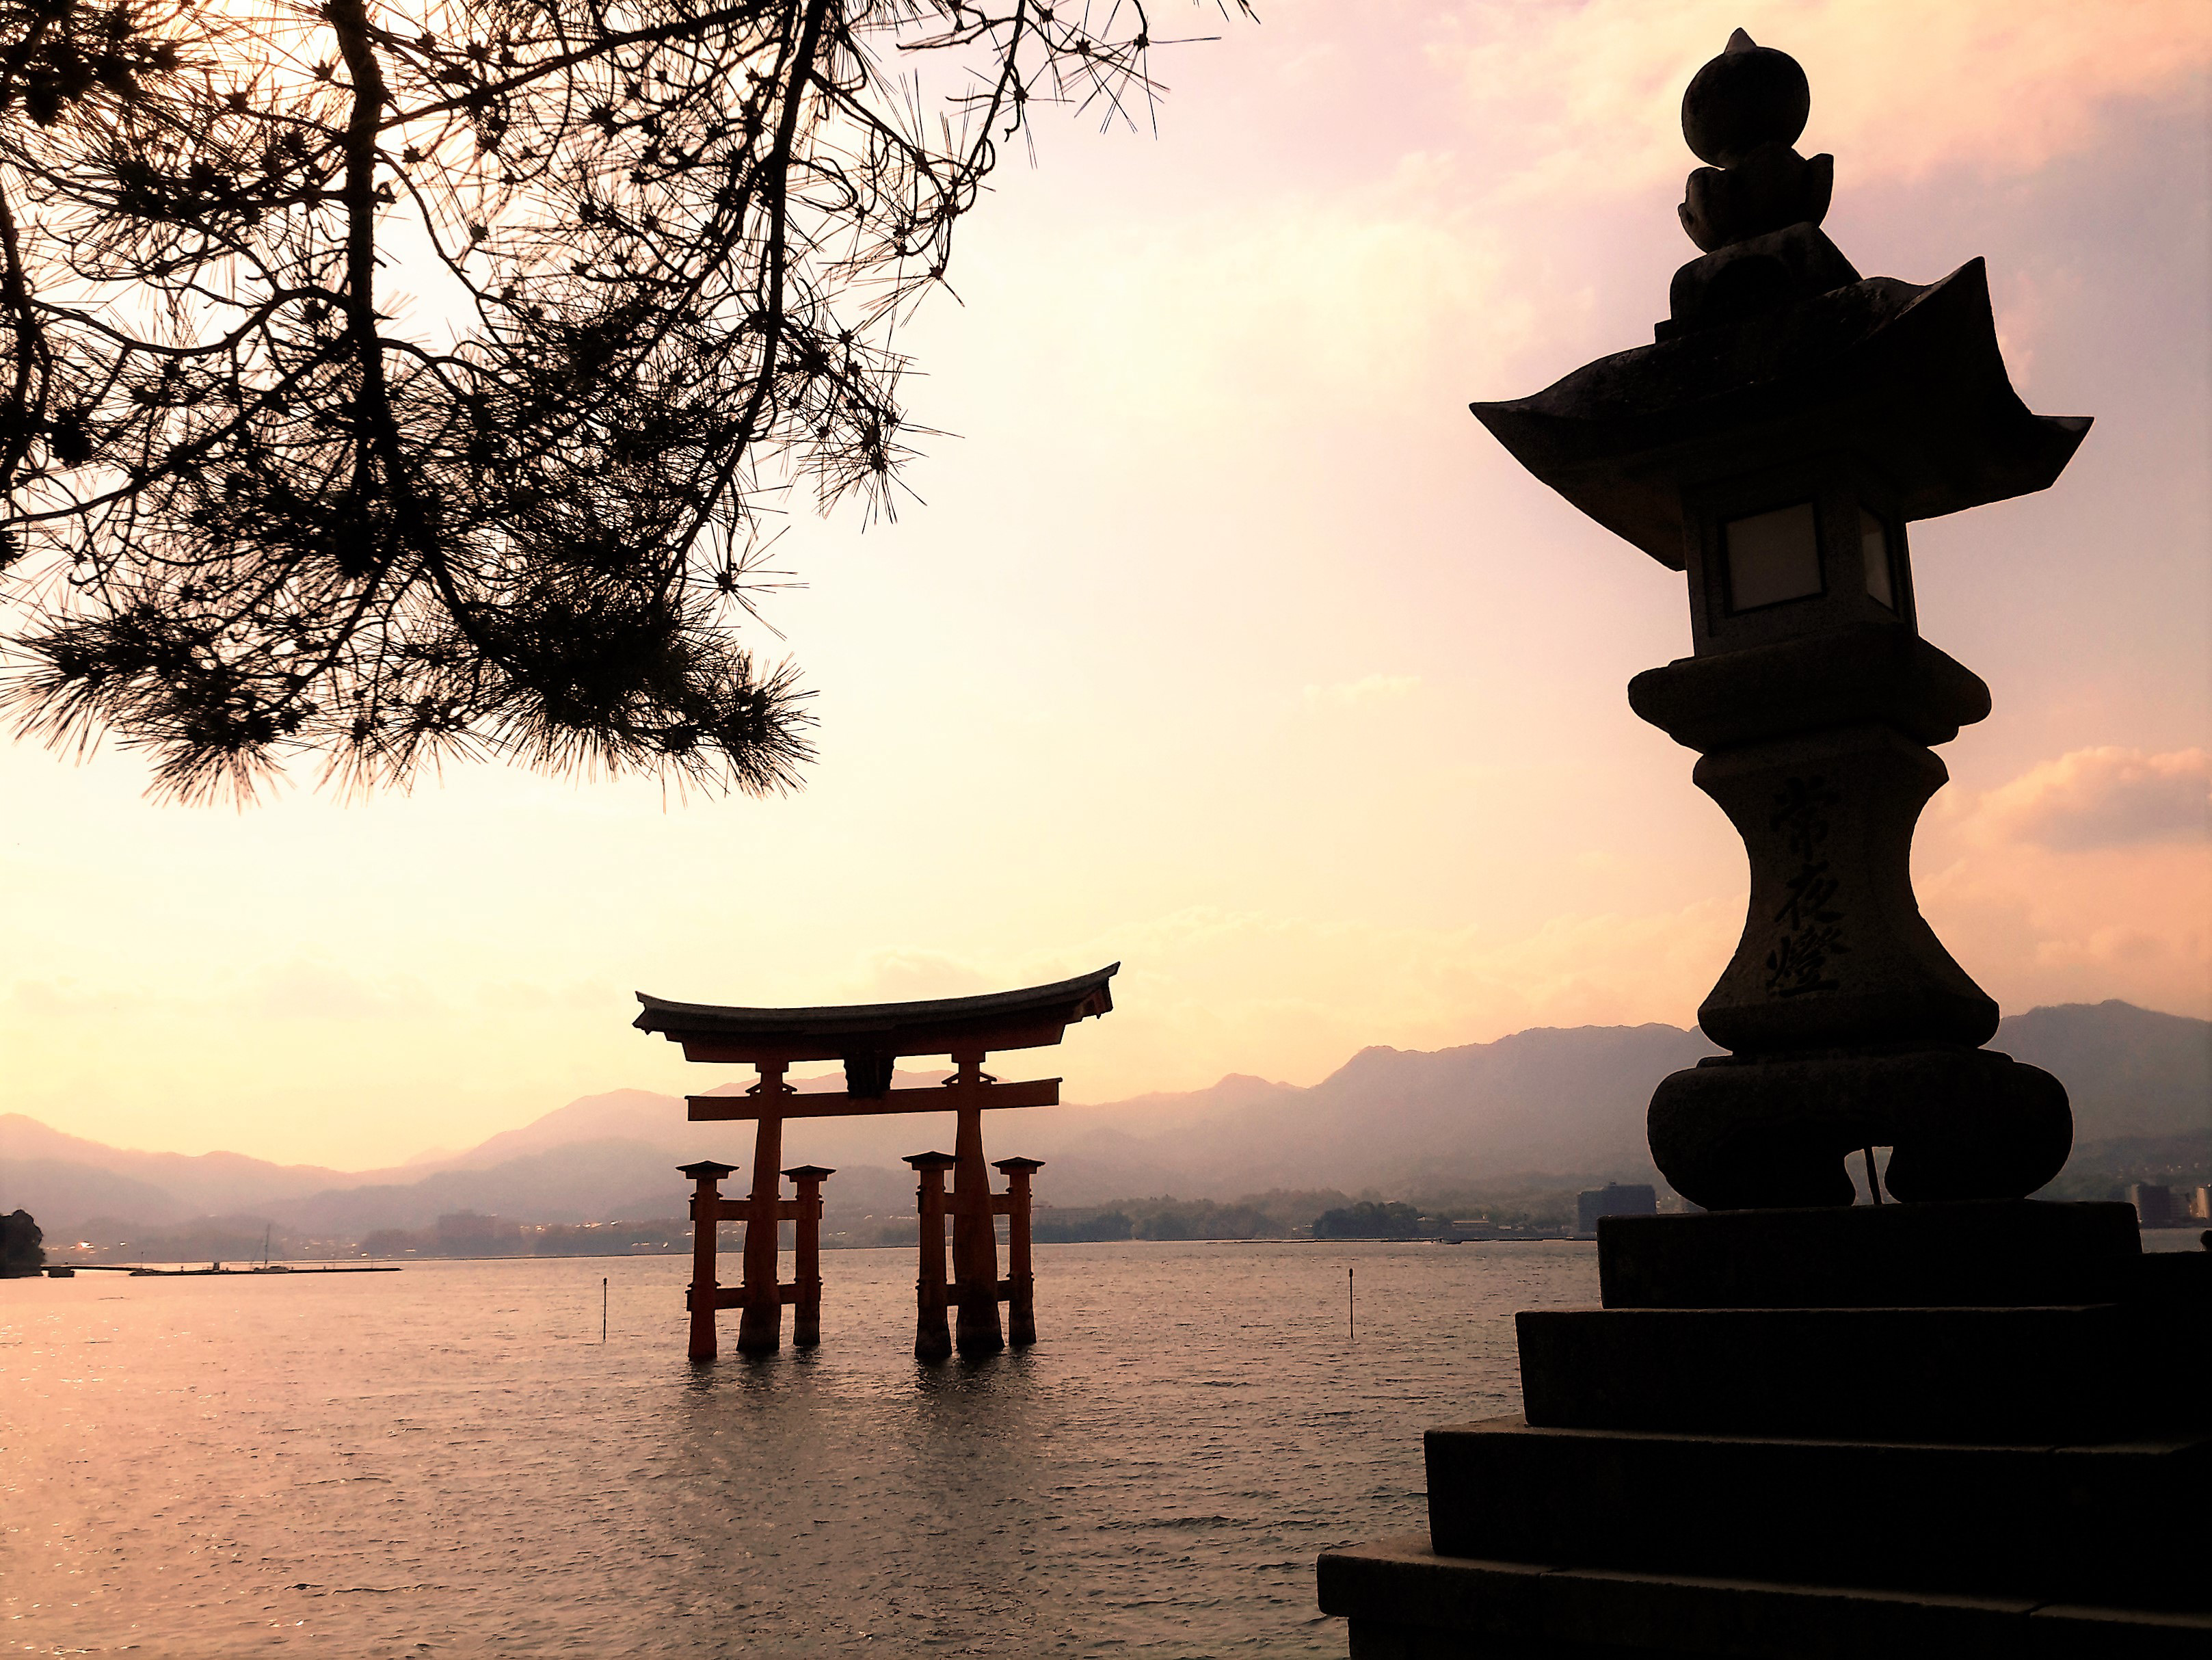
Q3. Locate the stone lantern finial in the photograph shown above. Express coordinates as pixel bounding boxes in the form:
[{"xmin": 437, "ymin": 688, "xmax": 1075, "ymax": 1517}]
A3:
[{"xmin": 1678, "ymin": 30, "xmax": 1831, "ymax": 254}]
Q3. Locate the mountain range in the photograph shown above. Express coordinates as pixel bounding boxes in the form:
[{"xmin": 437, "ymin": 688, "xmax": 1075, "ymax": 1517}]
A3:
[{"xmin": 3, "ymin": 1000, "xmax": 2204, "ymax": 1239}]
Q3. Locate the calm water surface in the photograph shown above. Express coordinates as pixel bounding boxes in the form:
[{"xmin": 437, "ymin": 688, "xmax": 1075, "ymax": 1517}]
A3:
[{"xmin": 4, "ymin": 1241, "xmax": 1597, "ymax": 1657}]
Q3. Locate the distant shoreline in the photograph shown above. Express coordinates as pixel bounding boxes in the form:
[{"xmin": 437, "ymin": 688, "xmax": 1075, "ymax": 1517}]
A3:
[{"xmin": 58, "ymin": 1236, "xmax": 1603, "ymax": 1272}]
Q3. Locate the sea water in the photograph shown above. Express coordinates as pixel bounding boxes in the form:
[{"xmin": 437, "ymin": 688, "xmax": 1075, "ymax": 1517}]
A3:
[{"xmin": 3, "ymin": 1241, "xmax": 1596, "ymax": 1657}]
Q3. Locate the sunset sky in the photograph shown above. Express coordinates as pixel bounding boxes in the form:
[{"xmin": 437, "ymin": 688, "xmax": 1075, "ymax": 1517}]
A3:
[{"xmin": 3, "ymin": 0, "xmax": 2207, "ymax": 1170}]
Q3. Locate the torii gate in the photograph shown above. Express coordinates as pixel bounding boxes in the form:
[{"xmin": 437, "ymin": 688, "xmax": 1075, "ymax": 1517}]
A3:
[{"xmin": 634, "ymin": 965, "xmax": 1116, "ymax": 1360}]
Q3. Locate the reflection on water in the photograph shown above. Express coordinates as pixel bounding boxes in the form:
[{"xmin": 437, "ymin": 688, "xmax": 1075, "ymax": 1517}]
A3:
[{"xmin": 3, "ymin": 1240, "xmax": 1596, "ymax": 1656}]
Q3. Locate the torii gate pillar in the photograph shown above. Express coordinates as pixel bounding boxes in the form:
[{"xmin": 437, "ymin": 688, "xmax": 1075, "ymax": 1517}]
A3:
[
  {"xmin": 736, "ymin": 1077, "xmax": 790, "ymax": 1356},
  {"xmin": 949, "ymin": 1051, "xmax": 1004, "ymax": 1356},
  {"xmin": 906, "ymin": 1152, "xmax": 957, "ymax": 1362},
  {"xmin": 994, "ymin": 1157, "xmax": 1043, "ymax": 1345},
  {"xmin": 785, "ymin": 1163, "xmax": 834, "ymax": 1347},
  {"xmin": 680, "ymin": 1159, "xmax": 737, "ymax": 1361}
]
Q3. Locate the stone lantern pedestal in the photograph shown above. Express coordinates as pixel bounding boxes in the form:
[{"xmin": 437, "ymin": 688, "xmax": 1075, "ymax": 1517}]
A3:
[{"xmin": 1316, "ymin": 31, "xmax": 2210, "ymax": 1656}]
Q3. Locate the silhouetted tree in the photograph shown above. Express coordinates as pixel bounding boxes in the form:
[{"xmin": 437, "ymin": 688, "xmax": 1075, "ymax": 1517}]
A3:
[
  {"xmin": 1031, "ymin": 1205, "xmax": 1132, "ymax": 1243},
  {"xmin": 1312, "ymin": 1200, "xmax": 1423, "ymax": 1239},
  {"xmin": 1, "ymin": 1207, "xmax": 44, "ymax": 1274},
  {"xmin": 0, "ymin": 0, "xmax": 1244, "ymax": 800}
]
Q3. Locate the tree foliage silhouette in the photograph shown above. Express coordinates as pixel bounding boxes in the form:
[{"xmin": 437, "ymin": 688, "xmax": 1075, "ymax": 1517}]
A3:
[{"xmin": 0, "ymin": 0, "xmax": 1241, "ymax": 800}]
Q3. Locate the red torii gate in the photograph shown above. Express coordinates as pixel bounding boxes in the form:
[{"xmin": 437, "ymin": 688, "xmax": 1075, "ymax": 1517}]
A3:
[{"xmin": 634, "ymin": 965, "xmax": 1116, "ymax": 1360}]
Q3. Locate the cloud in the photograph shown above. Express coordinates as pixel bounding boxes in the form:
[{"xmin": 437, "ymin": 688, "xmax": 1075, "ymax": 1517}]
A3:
[
  {"xmin": 840, "ymin": 949, "xmax": 997, "ymax": 1005},
  {"xmin": 5, "ymin": 979, "xmax": 83, "ymax": 1019},
  {"xmin": 1917, "ymin": 751, "xmax": 2212, "ymax": 1018},
  {"xmin": 1058, "ymin": 899, "xmax": 1740, "ymax": 1094},
  {"xmin": 948, "ymin": 1, "xmax": 2211, "ymax": 466},
  {"xmin": 1972, "ymin": 748, "xmax": 2211, "ymax": 851},
  {"xmin": 1303, "ymin": 673, "xmax": 1421, "ymax": 709},
  {"xmin": 944, "ymin": 157, "xmax": 1541, "ymax": 441},
  {"xmin": 476, "ymin": 979, "xmax": 615, "ymax": 1014},
  {"xmin": 1430, "ymin": 0, "xmax": 2212, "ymax": 203},
  {"xmin": 253, "ymin": 960, "xmax": 442, "ymax": 1023}
]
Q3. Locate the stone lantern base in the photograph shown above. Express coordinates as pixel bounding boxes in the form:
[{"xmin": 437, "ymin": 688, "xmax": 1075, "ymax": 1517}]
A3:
[{"xmin": 1316, "ymin": 1202, "xmax": 2211, "ymax": 1657}]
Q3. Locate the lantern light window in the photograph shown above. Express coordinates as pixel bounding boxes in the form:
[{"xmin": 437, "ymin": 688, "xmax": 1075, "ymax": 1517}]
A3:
[
  {"xmin": 1722, "ymin": 502, "xmax": 1822, "ymax": 612},
  {"xmin": 1860, "ymin": 508, "xmax": 1896, "ymax": 609}
]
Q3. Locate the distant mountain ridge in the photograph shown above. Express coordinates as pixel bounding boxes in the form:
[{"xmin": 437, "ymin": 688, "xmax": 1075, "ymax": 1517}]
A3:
[
  {"xmin": 1990, "ymin": 1001, "xmax": 2209, "ymax": 1139},
  {"xmin": 0, "ymin": 1116, "xmax": 364, "ymax": 1221},
  {"xmin": 4, "ymin": 1000, "xmax": 2203, "ymax": 1236}
]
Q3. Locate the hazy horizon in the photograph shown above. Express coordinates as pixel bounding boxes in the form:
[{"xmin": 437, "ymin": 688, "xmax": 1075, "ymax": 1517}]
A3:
[
  {"xmin": 3, "ymin": 1, "xmax": 2208, "ymax": 1168},
  {"xmin": 10, "ymin": 994, "xmax": 2202, "ymax": 1177}
]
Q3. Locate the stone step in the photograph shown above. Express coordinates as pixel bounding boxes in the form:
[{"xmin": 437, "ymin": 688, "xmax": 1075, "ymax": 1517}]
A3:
[
  {"xmin": 1317, "ymin": 1534, "xmax": 2212, "ymax": 1660},
  {"xmin": 1517, "ymin": 1303, "xmax": 2209, "ymax": 1442},
  {"xmin": 1424, "ymin": 1417, "xmax": 2209, "ymax": 1611},
  {"xmin": 1596, "ymin": 1200, "xmax": 2144, "ymax": 1310}
]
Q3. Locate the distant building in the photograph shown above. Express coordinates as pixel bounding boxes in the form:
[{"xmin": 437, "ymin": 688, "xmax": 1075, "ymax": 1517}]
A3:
[
  {"xmin": 1576, "ymin": 1184, "xmax": 1657, "ymax": 1235},
  {"xmin": 2126, "ymin": 1183, "xmax": 2177, "ymax": 1229},
  {"xmin": 1443, "ymin": 1220, "xmax": 1513, "ymax": 1241},
  {"xmin": 2189, "ymin": 1187, "xmax": 2212, "ymax": 1223}
]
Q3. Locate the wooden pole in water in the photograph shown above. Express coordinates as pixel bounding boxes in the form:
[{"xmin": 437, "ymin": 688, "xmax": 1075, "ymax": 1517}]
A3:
[
  {"xmin": 602, "ymin": 1276, "xmax": 608, "ymax": 1344},
  {"xmin": 1348, "ymin": 1266, "xmax": 1355, "ymax": 1342}
]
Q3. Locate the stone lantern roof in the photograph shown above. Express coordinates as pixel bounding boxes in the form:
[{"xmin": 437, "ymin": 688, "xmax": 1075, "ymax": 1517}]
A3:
[
  {"xmin": 1469, "ymin": 27, "xmax": 2088, "ymax": 570},
  {"xmin": 1469, "ymin": 264, "xmax": 2090, "ymax": 569}
]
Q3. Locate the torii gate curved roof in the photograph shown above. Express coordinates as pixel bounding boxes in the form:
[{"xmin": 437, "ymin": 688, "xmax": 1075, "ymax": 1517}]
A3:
[{"xmin": 633, "ymin": 964, "xmax": 1117, "ymax": 1065}]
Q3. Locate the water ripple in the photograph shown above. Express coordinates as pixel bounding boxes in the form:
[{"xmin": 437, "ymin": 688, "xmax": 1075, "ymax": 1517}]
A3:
[{"xmin": 3, "ymin": 1239, "xmax": 1594, "ymax": 1655}]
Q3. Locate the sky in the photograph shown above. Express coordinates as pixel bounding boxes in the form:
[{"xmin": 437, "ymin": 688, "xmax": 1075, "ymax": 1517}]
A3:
[{"xmin": 3, "ymin": 0, "xmax": 2209, "ymax": 1170}]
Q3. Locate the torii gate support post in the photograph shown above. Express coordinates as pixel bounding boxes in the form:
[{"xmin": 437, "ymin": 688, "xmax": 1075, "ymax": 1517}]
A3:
[
  {"xmin": 994, "ymin": 1157, "xmax": 1043, "ymax": 1346},
  {"xmin": 680, "ymin": 1159, "xmax": 737, "ymax": 1361},
  {"xmin": 737, "ymin": 1066, "xmax": 792, "ymax": 1356},
  {"xmin": 948, "ymin": 1049, "xmax": 1005, "ymax": 1356},
  {"xmin": 785, "ymin": 1164, "xmax": 834, "ymax": 1347},
  {"xmin": 907, "ymin": 1152, "xmax": 956, "ymax": 1361}
]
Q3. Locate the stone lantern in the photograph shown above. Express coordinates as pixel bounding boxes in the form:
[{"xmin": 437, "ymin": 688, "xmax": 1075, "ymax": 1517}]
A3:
[
  {"xmin": 1469, "ymin": 29, "xmax": 2087, "ymax": 1211},
  {"xmin": 1317, "ymin": 34, "xmax": 2209, "ymax": 1657}
]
